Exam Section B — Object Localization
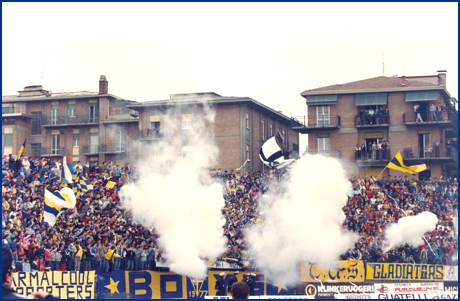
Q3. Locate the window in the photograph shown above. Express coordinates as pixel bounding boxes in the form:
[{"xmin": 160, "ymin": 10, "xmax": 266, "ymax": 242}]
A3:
[
  {"xmin": 269, "ymin": 125, "xmax": 273, "ymax": 137},
  {"xmin": 73, "ymin": 134, "xmax": 79, "ymax": 147},
  {"xmin": 246, "ymin": 145, "xmax": 250, "ymax": 160},
  {"xmin": 51, "ymin": 105, "xmax": 59, "ymax": 125},
  {"xmin": 317, "ymin": 106, "xmax": 330, "ymax": 126},
  {"xmin": 246, "ymin": 113, "xmax": 250, "ymax": 129},
  {"xmin": 90, "ymin": 133, "xmax": 98, "ymax": 153},
  {"xmin": 31, "ymin": 112, "xmax": 42, "ymax": 135},
  {"xmin": 261, "ymin": 118, "xmax": 265, "ymax": 141},
  {"xmin": 52, "ymin": 134, "xmax": 60, "ymax": 155},
  {"xmin": 182, "ymin": 114, "xmax": 192, "ymax": 130},
  {"xmin": 418, "ymin": 133, "xmax": 430, "ymax": 159},
  {"xmin": 317, "ymin": 137, "xmax": 330, "ymax": 156},
  {"xmin": 115, "ymin": 131, "xmax": 124, "ymax": 152},
  {"xmin": 4, "ymin": 134, "xmax": 12, "ymax": 147},
  {"xmin": 149, "ymin": 122, "xmax": 161, "ymax": 137},
  {"xmin": 68, "ymin": 104, "xmax": 76, "ymax": 117},
  {"xmin": 2, "ymin": 107, "xmax": 10, "ymax": 114},
  {"xmin": 30, "ymin": 143, "xmax": 41, "ymax": 157},
  {"xmin": 89, "ymin": 104, "xmax": 99, "ymax": 123}
]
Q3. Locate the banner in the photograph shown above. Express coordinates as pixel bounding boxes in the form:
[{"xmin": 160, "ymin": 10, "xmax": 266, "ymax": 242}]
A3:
[
  {"xmin": 366, "ymin": 263, "xmax": 444, "ymax": 281},
  {"xmin": 11, "ymin": 271, "xmax": 95, "ymax": 299},
  {"xmin": 300, "ymin": 260, "xmax": 365, "ymax": 283},
  {"xmin": 303, "ymin": 283, "xmax": 374, "ymax": 299},
  {"xmin": 98, "ymin": 270, "xmax": 295, "ymax": 299},
  {"xmin": 444, "ymin": 266, "xmax": 458, "ymax": 281},
  {"xmin": 374, "ymin": 283, "xmax": 444, "ymax": 294},
  {"xmin": 443, "ymin": 281, "xmax": 458, "ymax": 292},
  {"xmin": 207, "ymin": 271, "xmax": 294, "ymax": 296},
  {"xmin": 372, "ymin": 293, "xmax": 438, "ymax": 299},
  {"xmin": 205, "ymin": 296, "xmax": 312, "ymax": 299}
]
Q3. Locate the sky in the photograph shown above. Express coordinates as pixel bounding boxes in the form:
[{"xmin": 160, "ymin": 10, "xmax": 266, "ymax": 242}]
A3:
[{"xmin": 2, "ymin": 2, "xmax": 458, "ymax": 151}]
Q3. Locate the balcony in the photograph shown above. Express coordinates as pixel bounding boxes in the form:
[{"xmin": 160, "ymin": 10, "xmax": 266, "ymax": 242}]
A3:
[
  {"xmin": 39, "ymin": 147, "xmax": 67, "ymax": 157},
  {"xmin": 81, "ymin": 145, "xmax": 100, "ymax": 155},
  {"xmin": 282, "ymin": 142, "xmax": 300, "ymax": 158},
  {"xmin": 290, "ymin": 116, "xmax": 341, "ymax": 134},
  {"xmin": 401, "ymin": 146, "xmax": 457, "ymax": 165},
  {"xmin": 139, "ymin": 129, "xmax": 165, "ymax": 141},
  {"xmin": 354, "ymin": 115, "xmax": 390, "ymax": 128},
  {"xmin": 355, "ymin": 149, "xmax": 392, "ymax": 167},
  {"xmin": 42, "ymin": 115, "xmax": 99, "ymax": 127},
  {"xmin": 403, "ymin": 111, "xmax": 458, "ymax": 130},
  {"xmin": 303, "ymin": 150, "xmax": 342, "ymax": 159},
  {"xmin": 100, "ymin": 144, "xmax": 126, "ymax": 154}
]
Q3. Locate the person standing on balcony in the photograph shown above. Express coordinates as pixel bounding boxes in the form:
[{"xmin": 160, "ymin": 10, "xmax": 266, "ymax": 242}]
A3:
[
  {"xmin": 434, "ymin": 139, "xmax": 441, "ymax": 158},
  {"xmin": 368, "ymin": 108, "xmax": 374, "ymax": 124},
  {"xmin": 445, "ymin": 139, "xmax": 452, "ymax": 157},
  {"xmin": 430, "ymin": 103, "xmax": 437, "ymax": 121},
  {"xmin": 367, "ymin": 142, "xmax": 373, "ymax": 160},
  {"xmin": 359, "ymin": 143, "xmax": 365, "ymax": 159},
  {"xmin": 441, "ymin": 103, "xmax": 448, "ymax": 121},
  {"xmin": 437, "ymin": 102, "xmax": 443, "ymax": 121},
  {"xmin": 355, "ymin": 144, "xmax": 361, "ymax": 160},
  {"xmin": 384, "ymin": 107, "xmax": 390, "ymax": 124},
  {"xmin": 414, "ymin": 104, "xmax": 423, "ymax": 122}
]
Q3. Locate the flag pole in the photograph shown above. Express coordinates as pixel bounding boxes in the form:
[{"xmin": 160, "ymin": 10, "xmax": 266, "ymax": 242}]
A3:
[
  {"xmin": 236, "ymin": 159, "xmax": 250, "ymax": 171},
  {"xmin": 377, "ymin": 166, "xmax": 387, "ymax": 179}
]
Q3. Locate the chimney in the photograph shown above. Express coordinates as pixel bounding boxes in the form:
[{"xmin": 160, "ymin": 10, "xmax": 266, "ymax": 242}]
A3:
[
  {"xmin": 437, "ymin": 70, "xmax": 446, "ymax": 87},
  {"xmin": 401, "ymin": 75, "xmax": 406, "ymax": 86},
  {"xmin": 99, "ymin": 75, "xmax": 108, "ymax": 94}
]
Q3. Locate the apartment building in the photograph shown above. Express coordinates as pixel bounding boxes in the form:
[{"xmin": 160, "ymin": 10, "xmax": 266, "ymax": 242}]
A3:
[
  {"xmin": 296, "ymin": 71, "xmax": 458, "ymax": 179},
  {"xmin": 3, "ymin": 81, "xmax": 299, "ymax": 173},
  {"xmin": 2, "ymin": 76, "xmax": 140, "ymax": 167},
  {"xmin": 126, "ymin": 92, "xmax": 300, "ymax": 173}
]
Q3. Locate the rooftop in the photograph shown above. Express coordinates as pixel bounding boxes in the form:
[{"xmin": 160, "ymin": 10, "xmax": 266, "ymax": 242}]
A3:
[{"xmin": 301, "ymin": 75, "xmax": 449, "ymax": 97}]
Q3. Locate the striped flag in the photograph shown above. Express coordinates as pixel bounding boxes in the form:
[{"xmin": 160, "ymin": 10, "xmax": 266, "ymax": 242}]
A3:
[
  {"xmin": 259, "ymin": 133, "xmax": 297, "ymax": 175},
  {"xmin": 61, "ymin": 156, "xmax": 75, "ymax": 184},
  {"xmin": 44, "ymin": 187, "xmax": 76, "ymax": 226},
  {"xmin": 103, "ymin": 176, "xmax": 120, "ymax": 189},
  {"xmin": 386, "ymin": 151, "xmax": 427, "ymax": 175},
  {"xmin": 17, "ymin": 139, "xmax": 27, "ymax": 158}
]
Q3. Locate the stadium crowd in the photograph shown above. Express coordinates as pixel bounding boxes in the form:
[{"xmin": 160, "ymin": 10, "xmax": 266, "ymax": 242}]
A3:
[{"xmin": 1, "ymin": 154, "xmax": 458, "ymax": 274}]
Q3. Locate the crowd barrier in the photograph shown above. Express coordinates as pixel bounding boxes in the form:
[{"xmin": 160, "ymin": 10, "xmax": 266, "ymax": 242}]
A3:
[{"xmin": 10, "ymin": 261, "xmax": 458, "ymax": 299}]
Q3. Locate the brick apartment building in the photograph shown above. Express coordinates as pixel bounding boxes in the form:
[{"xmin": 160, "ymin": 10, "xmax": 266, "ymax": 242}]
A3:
[
  {"xmin": 296, "ymin": 70, "xmax": 458, "ymax": 179},
  {"xmin": 126, "ymin": 92, "xmax": 300, "ymax": 173},
  {"xmin": 2, "ymin": 76, "xmax": 140, "ymax": 167},
  {"xmin": 2, "ymin": 78, "xmax": 299, "ymax": 173}
]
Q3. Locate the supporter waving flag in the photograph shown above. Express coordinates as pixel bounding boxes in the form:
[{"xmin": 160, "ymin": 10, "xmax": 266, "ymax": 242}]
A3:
[
  {"xmin": 259, "ymin": 132, "xmax": 297, "ymax": 174},
  {"xmin": 17, "ymin": 139, "xmax": 27, "ymax": 158},
  {"xmin": 386, "ymin": 151, "xmax": 427, "ymax": 175},
  {"xmin": 61, "ymin": 156, "xmax": 75, "ymax": 184},
  {"xmin": 103, "ymin": 176, "xmax": 120, "ymax": 189},
  {"xmin": 44, "ymin": 187, "xmax": 76, "ymax": 226}
]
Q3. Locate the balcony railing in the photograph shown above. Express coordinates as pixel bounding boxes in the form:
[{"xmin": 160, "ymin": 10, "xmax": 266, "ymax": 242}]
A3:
[
  {"xmin": 81, "ymin": 145, "xmax": 99, "ymax": 154},
  {"xmin": 355, "ymin": 148, "xmax": 392, "ymax": 161},
  {"xmin": 354, "ymin": 115, "xmax": 390, "ymax": 127},
  {"xmin": 304, "ymin": 150, "xmax": 342, "ymax": 159},
  {"xmin": 39, "ymin": 147, "xmax": 66, "ymax": 157},
  {"xmin": 43, "ymin": 115, "xmax": 99, "ymax": 126},
  {"xmin": 290, "ymin": 115, "xmax": 341, "ymax": 128},
  {"xmin": 403, "ymin": 111, "xmax": 458, "ymax": 129},
  {"xmin": 100, "ymin": 144, "xmax": 126, "ymax": 153},
  {"xmin": 139, "ymin": 129, "xmax": 166, "ymax": 139},
  {"xmin": 402, "ymin": 146, "xmax": 457, "ymax": 162}
]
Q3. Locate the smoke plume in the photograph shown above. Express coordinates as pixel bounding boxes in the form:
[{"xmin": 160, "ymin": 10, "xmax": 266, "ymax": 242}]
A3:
[
  {"xmin": 383, "ymin": 211, "xmax": 438, "ymax": 251},
  {"xmin": 119, "ymin": 100, "xmax": 227, "ymax": 278},
  {"xmin": 245, "ymin": 154, "xmax": 359, "ymax": 286}
]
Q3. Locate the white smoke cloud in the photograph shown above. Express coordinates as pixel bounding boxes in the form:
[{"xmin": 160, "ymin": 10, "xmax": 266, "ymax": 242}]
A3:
[
  {"xmin": 383, "ymin": 211, "xmax": 438, "ymax": 251},
  {"xmin": 119, "ymin": 101, "xmax": 226, "ymax": 278},
  {"xmin": 245, "ymin": 154, "xmax": 359, "ymax": 286}
]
